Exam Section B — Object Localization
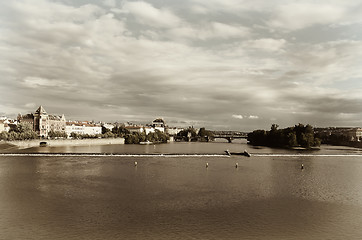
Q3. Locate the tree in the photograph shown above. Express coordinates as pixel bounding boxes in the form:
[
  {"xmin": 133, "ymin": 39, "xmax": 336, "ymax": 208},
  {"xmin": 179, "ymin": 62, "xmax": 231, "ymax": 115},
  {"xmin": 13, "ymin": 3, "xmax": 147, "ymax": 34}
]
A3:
[
  {"xmin": 0, "ymin": 131, "xmax": 8, "ymax": 140},
  {"xmin": 12, "ymin": 122, "xmax": 33, "ymax": 133},
  {"xmin": 198, "ymin": 128, "xmax": 214, "ymax": 141},
  {"xmin": 102, "ymin": 126, "xmax": 110, "ymax": 134},
  {"xmin": 70, "ymin": 132, "xmax": 81, "ymax": 139},
  {"xmin": 248, "ymin": 123, "xmax": 320, "ymax": 149},
  {"xmin": 247, "ymin": 130, "xmax": 267, "ymax": 146},
  {"xmin": 6, "ymin": 122, "xmax": 38, "ymax": 140},
  {"xmin": 48, "ymin": 130, "xmax": 67, "ymax": 139},
  {"xmin": 286, "ymin": 132, "xmax": 298, "ymax": 147},
  {"xmin": 112, "ymin": 124, "xmax": 130, "ymax": 137},
  {"xmin": 102, "ymin": 131, "xmax": 115, "ymax": 138},
  {"xmin": 177, "ymin": 127, "xmax": 197, "ymax": 141}
]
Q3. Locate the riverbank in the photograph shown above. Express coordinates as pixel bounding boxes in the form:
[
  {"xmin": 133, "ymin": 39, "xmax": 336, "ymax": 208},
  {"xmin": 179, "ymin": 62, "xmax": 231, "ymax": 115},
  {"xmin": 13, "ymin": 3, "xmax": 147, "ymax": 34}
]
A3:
[{"xmin": 3, "ymin": 138, "xmax": 125, "ymax": 149}]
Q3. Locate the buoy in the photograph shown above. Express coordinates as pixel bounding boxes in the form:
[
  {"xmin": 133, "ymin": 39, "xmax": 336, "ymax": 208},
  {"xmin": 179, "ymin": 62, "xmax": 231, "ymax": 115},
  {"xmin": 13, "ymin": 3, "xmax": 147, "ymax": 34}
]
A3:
[
  {"xmin": 135, "ymin": 161, "xmax": 138, "ymax": 166},
  {"xmin": 235, "ymin": 163, "xmax": 238, "ymax": 168},
  {"xmin": 206, "ymin": 162, "xmax": 209, "ymax": 168},
  {"xmin": 301, "ymin": 163, "xmax": 304, "ymax": 169}
]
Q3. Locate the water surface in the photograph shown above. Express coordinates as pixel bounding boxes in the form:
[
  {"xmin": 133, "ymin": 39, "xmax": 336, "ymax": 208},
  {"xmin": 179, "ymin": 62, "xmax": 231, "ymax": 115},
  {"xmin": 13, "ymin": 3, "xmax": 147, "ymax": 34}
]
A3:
[{"xmin": 1, "ymin": 141, "xmax": 362, "ymax": 239}]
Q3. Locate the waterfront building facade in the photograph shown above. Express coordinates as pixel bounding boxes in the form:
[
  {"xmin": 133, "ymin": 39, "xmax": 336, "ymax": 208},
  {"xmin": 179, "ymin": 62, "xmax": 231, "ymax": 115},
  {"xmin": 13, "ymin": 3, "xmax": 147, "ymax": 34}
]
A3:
[
  {"xmin": 65, "ymin": 122, "xmax": 102, "ymax": 137},
  {"xmin": 0, "ymin": 120, "xmax": 4, "ymax": 132},
  {"xmin": 348, "ymin": 128, "xmax": 362, "ymax": 141},
  {"xmin": 152, "ymin": 118, "xmax": 165, "ymax": 133},
  {"xmin": 125, "ymin": 126, "xmax": 144, "ymax": 134},
  {"xmin": 166, "ymin": 127, "xmax": 183, "ymax": 136},
  {"xmin": 18, "ymin": 106, "xmax": 66, "ymax": 138}
]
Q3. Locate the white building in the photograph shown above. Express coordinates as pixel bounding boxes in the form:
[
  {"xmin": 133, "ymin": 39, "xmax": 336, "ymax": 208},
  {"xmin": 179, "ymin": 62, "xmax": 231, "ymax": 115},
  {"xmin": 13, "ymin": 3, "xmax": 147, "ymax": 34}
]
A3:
[
  {"xmin": 66, "ymin": 122, "xmax": 102, "ymax": 137},
  {"xmin": 125, "ymin": 126, "xmax": 144, "ymax": 134},
  {"xmin": 152, "ymin": 118, "xmax": 165, "ymax": 133},
  {"xmin": 144, "ymin": 126, "xmax": 155, "ymax": 135},
  {"xmin": 166, "ymin": 127, "xmax": 183, "ymax": 136},
  {"xmin": 0, "ymin": 120, "xmax": 5, "ymax": 132},
  {"xmin": 102, "ymin": 123, "xmax": 115, "ymax": 132},
  {"xmin": 83, "ymin": 123, "xmax": 102, "ymax": 135}
]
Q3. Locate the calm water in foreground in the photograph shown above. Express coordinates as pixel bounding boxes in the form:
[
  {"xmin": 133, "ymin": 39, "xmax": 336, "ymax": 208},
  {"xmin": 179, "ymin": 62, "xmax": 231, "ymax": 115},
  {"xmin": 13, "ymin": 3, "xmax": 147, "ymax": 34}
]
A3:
[{"xmin": 1, "ymin": 140, "xmax": 362, "ymax": 239}]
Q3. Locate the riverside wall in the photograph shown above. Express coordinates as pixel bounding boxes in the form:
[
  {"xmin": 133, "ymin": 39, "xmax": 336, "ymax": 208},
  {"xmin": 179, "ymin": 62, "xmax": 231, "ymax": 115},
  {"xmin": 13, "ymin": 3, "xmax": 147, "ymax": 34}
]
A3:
[{"xmin": 7, "ymin": 138, "xmax": 125, "ymax": 149}]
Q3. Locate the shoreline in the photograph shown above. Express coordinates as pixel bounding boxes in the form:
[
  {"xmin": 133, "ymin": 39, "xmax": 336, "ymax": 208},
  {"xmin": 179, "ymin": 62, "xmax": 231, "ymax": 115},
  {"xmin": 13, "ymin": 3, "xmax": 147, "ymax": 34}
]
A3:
[{"xmin": 3, "ymin": 138, "xmax": 125, "ymax": 149}]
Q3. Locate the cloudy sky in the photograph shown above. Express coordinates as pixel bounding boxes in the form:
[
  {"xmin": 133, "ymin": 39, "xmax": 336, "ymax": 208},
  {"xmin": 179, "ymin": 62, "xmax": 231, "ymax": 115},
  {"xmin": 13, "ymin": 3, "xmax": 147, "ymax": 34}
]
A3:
[{"xmin": 1, "ymin": 0, "xmax": 362, "ymax": 130}]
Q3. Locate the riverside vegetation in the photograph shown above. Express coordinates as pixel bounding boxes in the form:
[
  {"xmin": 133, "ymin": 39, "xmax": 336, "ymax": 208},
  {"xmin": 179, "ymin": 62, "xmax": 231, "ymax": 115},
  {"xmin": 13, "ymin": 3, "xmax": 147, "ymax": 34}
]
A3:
[
  {"xmin": 247, "ymin": 124, "xmax": 321, "ymax": 149},
  {"xmin": 176, "ymin": 127, "xmax": 214, "ymax": 142},
  {"xmin": 0, "ymin": 122, "xmax": 213, "ymax": 145},
  {"xmin": 0, "ymin": 123, "xmax": 38, "ymax": 141}
]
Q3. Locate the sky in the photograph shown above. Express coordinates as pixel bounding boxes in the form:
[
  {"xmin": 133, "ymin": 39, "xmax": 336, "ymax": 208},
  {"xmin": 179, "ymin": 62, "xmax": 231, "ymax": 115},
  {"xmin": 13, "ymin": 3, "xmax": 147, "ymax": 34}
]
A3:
[{"xmin": 1, "ymin": 0, "xmax": 362, "ymax": 131}]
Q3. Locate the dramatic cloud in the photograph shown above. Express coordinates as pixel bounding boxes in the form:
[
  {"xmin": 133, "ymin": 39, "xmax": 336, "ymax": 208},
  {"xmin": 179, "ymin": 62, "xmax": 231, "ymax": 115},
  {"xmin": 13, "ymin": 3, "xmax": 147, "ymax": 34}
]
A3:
[{"xmin": 1, "ymin": 0, "xmax": 362, "ymax": 131}]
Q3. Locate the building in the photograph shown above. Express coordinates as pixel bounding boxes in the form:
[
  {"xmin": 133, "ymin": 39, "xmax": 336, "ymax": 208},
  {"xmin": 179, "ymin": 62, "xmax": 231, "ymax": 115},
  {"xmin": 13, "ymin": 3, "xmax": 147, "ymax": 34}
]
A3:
[
  {"xmin": 18, "ymin": 106, "xmax": 66, "ymax": 138},
  {"xmin": 102, "ymin": 123, "xmax": 115, "ymax": 132},
  {"xmin": 65, "ymin": 121, "xmax": 102, "ymax": 137},
  {"xmin": 315, "ymin": 127, "xmax": 362, "ymax": 142},
  {"xmin": 348, "ymin": 128, "xmax": 362, "ymax": 141},
  {"xmin": 152, "ymin": 118, "xmax": 165, "ymax": 133},
  {"xmin": 125, "ymin": 126, "xmax": 144, "ymax": 134},
  {"xmin": 166, "ymin": 127, "xmax": 183, "ymax": 136},
  {"xmin": 0, "ymin": 120, "xmax": 5, "ymax": 132}
]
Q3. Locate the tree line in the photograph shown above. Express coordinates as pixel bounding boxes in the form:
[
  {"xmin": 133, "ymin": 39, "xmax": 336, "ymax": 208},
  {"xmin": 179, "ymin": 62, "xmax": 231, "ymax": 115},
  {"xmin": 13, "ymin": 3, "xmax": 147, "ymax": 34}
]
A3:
[
  {"xmin": 0, "ymin": 123, "xmax": 38, "ymax": 141},
  {"xmin": 247, "ymin": 124, "xmax": 321, "ymax": 149},
  {"xmin": 124, "ymin": 130, "xmax": 169, "ymax": 144},
  {"xmin": 176, "ymin": 127, "xmax": 214, "ymax": 142}
]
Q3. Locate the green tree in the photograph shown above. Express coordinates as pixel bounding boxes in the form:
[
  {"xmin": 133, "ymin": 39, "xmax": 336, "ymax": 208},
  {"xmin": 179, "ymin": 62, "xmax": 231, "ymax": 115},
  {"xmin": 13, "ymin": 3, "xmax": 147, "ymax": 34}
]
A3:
[
  {"xmin": 70, "ymin": 132, "xmax": 81, "ymax": 139},
  {"xmin": 0, "ymin": 131, "xmax": 8, "ymax": 140},
  {"xmin": 286, "ymin": 132, "xmax": 298, "ymax": 147},
  {"xmin": 248, "ymin": 123, "xmax": 320, "ymax": 149},
  {"xmin": 48, "ymin": 130, "xmax": 68, "ymax": 139},
  {"xmin": 6, "ymin": 122, "xmax": 38, "ymax": 140}
]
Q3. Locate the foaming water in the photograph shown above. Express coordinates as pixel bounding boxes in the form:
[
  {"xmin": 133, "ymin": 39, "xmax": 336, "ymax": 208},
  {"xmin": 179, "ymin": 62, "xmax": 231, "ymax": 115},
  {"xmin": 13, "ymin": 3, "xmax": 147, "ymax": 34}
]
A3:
[
  {"xmin": 0, "ymin": 153, "xmax": 229, "ymax": 157},
  {"xmin": 253, "ymin": 154, "xmax": 362, "ymax": 157}
]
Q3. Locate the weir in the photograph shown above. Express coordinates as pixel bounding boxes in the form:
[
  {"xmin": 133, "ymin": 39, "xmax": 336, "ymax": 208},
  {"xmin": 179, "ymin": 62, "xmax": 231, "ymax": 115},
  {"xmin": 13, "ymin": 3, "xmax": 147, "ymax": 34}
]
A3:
[{"xmin": 0, "ymin": 153, "xmax": 230, "ymax": 157}]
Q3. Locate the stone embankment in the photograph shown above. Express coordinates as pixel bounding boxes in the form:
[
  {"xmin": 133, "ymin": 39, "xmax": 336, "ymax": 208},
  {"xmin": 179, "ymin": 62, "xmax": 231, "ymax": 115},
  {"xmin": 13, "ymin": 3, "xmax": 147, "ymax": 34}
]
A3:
[{"xmin": 7, "ymin": 138, "xmax": 125, "ymax": 149}]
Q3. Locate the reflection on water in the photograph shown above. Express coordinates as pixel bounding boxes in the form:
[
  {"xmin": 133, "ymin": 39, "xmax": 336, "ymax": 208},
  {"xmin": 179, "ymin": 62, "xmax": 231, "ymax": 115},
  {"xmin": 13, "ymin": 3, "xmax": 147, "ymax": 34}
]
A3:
[{"xmin": 1, "ymin": 142, "xmax": 362, "ymax": 239}]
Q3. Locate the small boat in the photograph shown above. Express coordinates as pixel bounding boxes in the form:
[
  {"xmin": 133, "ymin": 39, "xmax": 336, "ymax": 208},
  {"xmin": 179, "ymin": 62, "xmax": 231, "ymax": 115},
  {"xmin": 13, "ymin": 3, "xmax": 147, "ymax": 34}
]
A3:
[
  {"xmin": 39, "ymin": 141, "xmax": 48, "ymax": 147},
  {"xmin": 225, "ymin": 150, "xmax": 251, "ymax": 157},
  {"xmin": 140, "ymin": 141, "xmax": 153, "ymax": 145}
]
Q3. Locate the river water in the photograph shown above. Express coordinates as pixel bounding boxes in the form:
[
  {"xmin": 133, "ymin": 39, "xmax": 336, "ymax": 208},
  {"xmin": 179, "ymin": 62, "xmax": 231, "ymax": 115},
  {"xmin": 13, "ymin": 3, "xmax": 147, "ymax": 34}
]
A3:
[{"xmin": 1, "ymin": 140, "xmax": 362, "ymax": 239}]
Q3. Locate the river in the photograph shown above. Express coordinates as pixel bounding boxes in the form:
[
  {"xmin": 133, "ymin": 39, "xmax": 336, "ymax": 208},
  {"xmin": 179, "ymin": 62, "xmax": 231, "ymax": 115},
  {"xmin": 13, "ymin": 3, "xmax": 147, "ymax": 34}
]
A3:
[{"xmin": 1, "ymin": 140, "xmax": 362, "ymax": 239}]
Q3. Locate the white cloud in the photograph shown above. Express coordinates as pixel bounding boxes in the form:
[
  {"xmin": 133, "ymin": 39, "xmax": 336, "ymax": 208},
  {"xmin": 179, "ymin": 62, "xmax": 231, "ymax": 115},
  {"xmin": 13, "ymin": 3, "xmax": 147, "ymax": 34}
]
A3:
[
  {"xmin": 22, "ymin": 77, "xmax": 74, "ymax": 89},
  {"xmin": 232, "ymin": 115, "xmax": 243, "ymax": 119},
  {"xmin": 168, "ymin": 22, "xmax": 250, "ymax": 41},
  {"xmin": 245, "ymin": 38, "xmax": 286, "ymax": 52},
  {"xmin": 211, "ymin": 22, "xmax": 250, "ymax": 39},
  {"xmin": 1, "ymin": 0, "xmax": 362, "ymax": 129},
  {"xmin": 123, "ymin": 1, "xmax": 181, "ymax": 28},
  {"xmin": 269, "ymin": 3, "xmax": 345, "ymax": 30},
  {"xmin": 232, "ymin": 114, "xmax": 259, "ymax": 120},
  {"xmin": 25, "ymin": 102, "xmax": 36, "ymax": 109},
  {"xmin": 103, "ymin": 0, "xmax": 116, "ymax": 8}
]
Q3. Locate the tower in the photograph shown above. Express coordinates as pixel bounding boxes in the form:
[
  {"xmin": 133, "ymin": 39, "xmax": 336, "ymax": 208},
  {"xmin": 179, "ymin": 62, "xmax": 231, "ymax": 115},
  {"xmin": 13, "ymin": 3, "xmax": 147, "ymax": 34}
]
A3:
[{"xmin": 34, "ymin": 106, "xmax": 48, "ymax": 138}]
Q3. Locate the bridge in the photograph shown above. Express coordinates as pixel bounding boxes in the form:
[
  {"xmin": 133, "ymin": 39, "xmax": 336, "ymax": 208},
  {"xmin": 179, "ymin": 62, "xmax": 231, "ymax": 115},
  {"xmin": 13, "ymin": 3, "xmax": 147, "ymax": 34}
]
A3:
[{"xmin": 211, "ymin": 131, "xmax": 249, "ymax": 143}]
